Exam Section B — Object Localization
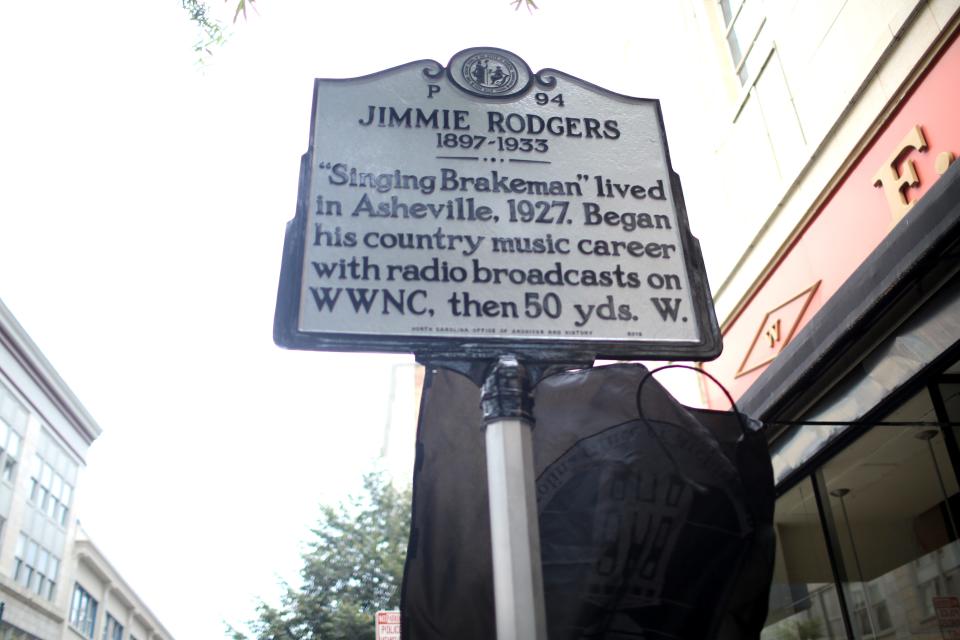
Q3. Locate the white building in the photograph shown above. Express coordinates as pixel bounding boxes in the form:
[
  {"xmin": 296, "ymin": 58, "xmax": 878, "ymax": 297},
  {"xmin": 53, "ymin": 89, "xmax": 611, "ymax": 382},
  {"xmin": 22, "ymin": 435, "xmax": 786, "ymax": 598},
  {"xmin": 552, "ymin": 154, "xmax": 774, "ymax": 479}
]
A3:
[
  {"xmin": 0, "ymin": 299, "xmax": 172, "ymax": 640},
  {"xmin": 676, "ymin": 1, "xmax": 960, "ymax": 637}
]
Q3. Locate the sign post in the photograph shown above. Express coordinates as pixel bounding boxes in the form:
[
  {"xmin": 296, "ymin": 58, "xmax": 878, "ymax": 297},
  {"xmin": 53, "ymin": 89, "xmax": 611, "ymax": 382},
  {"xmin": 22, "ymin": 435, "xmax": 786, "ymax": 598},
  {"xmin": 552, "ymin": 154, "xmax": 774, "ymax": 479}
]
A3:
[
  {"xmin": 482, "ymin": 356, "xmax": 546, "ymax": 640},
  {"xmin": 274, "ymin": 47, "xmax": 722, "ymax": 639}
]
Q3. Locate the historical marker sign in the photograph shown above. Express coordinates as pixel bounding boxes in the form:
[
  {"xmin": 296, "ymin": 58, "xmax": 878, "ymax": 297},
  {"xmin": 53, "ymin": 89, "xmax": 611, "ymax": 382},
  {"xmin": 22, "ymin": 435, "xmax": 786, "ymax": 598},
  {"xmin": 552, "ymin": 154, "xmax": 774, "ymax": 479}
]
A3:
[{"xmin": 274, "ymin": 48, "xmax": 721, "ymax": 361}]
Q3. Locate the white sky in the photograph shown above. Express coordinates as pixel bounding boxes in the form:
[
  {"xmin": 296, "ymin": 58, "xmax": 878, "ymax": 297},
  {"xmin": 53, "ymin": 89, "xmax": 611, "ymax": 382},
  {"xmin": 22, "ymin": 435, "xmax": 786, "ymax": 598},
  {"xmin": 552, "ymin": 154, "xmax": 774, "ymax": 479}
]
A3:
[{"xmin": 0, "ymin": 1, "xmax": 712, "ymax": 637}]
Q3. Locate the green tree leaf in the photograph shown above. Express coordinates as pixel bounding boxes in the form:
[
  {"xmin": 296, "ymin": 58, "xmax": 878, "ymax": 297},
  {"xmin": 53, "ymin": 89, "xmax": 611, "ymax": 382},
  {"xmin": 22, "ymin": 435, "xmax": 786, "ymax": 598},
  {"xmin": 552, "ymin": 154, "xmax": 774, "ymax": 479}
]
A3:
[{"xmin": 229, "ymin": 472, "xmax": 411, "ymax": 640}]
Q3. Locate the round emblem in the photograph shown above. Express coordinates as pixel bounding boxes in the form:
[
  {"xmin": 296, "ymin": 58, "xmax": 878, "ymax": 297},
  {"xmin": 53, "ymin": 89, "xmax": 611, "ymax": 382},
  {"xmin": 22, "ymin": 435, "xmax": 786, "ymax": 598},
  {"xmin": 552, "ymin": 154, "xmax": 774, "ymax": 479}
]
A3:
[{"xmin": 460, "ymin": 52, "xmax": 519, "ymax": 95}]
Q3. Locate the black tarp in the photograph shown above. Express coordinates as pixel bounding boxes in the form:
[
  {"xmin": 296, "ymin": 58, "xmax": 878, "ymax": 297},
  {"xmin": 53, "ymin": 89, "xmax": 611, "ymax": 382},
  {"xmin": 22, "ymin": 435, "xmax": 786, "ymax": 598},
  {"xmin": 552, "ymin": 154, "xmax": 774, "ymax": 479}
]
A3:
[{"xmin": 400, "ymin": 363, "xmax": 774, "ymax": 640}]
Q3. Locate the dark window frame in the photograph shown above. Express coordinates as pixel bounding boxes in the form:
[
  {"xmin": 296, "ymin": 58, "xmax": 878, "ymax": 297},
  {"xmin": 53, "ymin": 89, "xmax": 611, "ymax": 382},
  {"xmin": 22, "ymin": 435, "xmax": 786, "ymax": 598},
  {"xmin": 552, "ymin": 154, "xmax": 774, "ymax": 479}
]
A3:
[{"xmin": 69, "ymin": 583, "xmax": 99, "ymax": 639}]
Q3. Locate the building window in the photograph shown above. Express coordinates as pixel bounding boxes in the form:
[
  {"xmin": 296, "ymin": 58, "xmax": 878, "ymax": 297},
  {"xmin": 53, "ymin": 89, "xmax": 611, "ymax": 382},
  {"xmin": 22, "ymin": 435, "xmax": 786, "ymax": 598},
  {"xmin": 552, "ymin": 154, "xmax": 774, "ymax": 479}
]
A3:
[
  {"xmin": 14, "ymin": 533, "xmax": 60, "ymax": 600},
  {"xmin": 818, "ymin": 387, "xmax": 960, "ymax": 638},
  {"xmin": 69, "ymin": 584, "xmax": 98, "ymax": 639},
  {"xmin": 760, "ymin": 477, "xmax": 845, "ymax": 638},
  {"xmin": 28, "ymin": 454, "xmax": 73, "ymax": 527},
  {"xmin": 0, "ymin": 621, "xmax": 44, "ymax": 639},
  {"xmin": 718, "ymin": 0, "xmax": 766, "ymax": 85},
  {"xmin": 102, "ymin": 614, "xmax": 123, "ymax": 640},
  {"xmin": 0, "ymin": 422, "xmax": 22, "ymax": 484},
  {"xmin": 0, "ymin": 383, "xmax": 28, "ymax": 432},
  {"xmin": 0, "ymin": 383, "xmax": 27, "ymax": 484}
]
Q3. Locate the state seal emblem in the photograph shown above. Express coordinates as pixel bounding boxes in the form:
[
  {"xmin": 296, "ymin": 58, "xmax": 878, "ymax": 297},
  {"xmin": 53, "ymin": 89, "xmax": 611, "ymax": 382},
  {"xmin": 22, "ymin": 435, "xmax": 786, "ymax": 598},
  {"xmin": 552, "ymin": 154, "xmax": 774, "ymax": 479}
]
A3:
[
  {"xmin": 461, "ymin": 52, "xmax": 519, "ymax": 95},
  {"xmin": 445, "ymin": 47, "xmax": 533, "ymax": 99}
]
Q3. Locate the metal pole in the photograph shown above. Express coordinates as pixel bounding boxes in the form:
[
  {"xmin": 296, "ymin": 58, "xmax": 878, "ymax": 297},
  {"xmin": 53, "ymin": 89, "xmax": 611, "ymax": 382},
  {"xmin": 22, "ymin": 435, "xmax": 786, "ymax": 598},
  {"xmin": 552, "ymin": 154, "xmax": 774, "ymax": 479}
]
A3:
[
  {"xmin": 481, "ymin": 356, "xmax": 548, "ymax": 640},
  {"xmin": 916, "ymin": 429, "xmax": 958, "ymax": 539}
]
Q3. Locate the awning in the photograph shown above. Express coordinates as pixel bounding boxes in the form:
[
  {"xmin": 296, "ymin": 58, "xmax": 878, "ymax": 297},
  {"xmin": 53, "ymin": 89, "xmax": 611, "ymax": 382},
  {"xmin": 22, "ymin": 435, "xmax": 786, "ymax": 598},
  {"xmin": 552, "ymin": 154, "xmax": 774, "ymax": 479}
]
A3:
[{"xmin": 737, "ymin": 161, "xmax": 960, "ymax": 484}]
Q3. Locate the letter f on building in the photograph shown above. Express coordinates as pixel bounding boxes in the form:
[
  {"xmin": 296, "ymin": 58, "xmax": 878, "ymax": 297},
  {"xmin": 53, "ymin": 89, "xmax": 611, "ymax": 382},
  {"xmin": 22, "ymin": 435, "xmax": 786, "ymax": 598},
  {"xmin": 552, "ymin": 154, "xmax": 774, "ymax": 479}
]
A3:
[{"xmin": 873, "ymin": 125, "xmax": 928, "ymax": 227}]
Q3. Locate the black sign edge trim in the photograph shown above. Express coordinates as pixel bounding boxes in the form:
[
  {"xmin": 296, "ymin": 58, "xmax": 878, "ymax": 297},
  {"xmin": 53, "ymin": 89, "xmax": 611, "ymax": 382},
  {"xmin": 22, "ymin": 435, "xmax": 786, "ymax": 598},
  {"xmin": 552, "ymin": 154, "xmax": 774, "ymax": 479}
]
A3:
[{"xmin": 273, "ymin": 49, "xmax": 723, "ymax": 363}]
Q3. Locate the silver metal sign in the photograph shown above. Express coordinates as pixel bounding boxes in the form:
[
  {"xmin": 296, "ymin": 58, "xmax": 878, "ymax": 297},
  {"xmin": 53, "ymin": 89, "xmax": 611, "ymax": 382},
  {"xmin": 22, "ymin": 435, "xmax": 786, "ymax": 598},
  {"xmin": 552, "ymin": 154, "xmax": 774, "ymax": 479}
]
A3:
[{"xmin": 274, "ymin": 48, "xmax": 721, "ymax": 362}]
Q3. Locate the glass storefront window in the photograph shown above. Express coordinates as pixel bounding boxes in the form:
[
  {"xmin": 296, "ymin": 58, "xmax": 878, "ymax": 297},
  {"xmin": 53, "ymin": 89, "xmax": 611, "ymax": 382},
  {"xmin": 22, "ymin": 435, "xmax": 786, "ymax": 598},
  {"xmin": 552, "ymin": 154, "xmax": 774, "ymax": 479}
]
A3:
[
  {"xmin": 820, "ymin": 388, "xmax": 960, "ymax": 638},
  {"xmin": 761, "ymin": 478, "xmax": 844, "ymax": 639},
  {"xmin": 935, "ymin": 372, "xmax": 960, "ymax": 472}
]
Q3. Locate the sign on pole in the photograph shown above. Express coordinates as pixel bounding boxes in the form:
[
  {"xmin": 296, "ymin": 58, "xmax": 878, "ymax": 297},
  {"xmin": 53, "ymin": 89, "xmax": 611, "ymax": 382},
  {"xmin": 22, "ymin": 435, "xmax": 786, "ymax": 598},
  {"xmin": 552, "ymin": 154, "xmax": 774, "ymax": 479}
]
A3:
[
  {"xmin": 375, "ymin": 610, "xmax": 401, "ymax": 640},
  {"xmin": 935, "ymin": 596, "xmax": 960, "ymax": 639},
  {"xmin": 274, "ymin": 48, "xmax": 721, "ymax": 362}
]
